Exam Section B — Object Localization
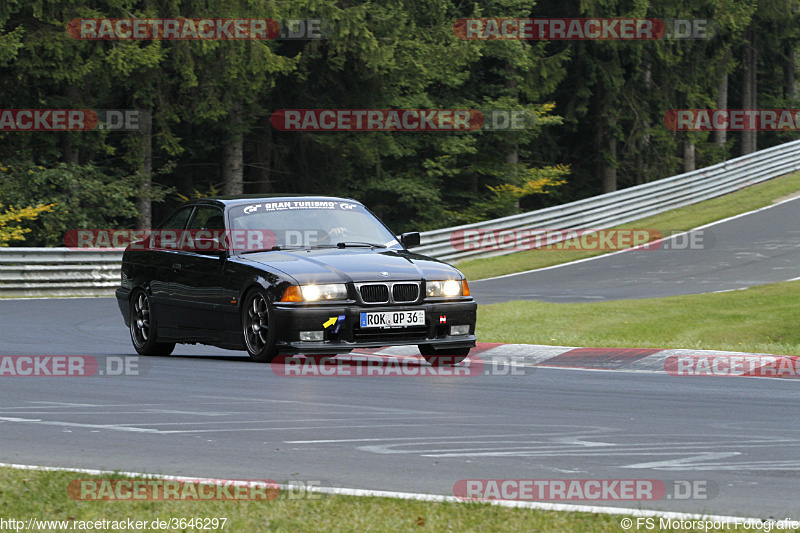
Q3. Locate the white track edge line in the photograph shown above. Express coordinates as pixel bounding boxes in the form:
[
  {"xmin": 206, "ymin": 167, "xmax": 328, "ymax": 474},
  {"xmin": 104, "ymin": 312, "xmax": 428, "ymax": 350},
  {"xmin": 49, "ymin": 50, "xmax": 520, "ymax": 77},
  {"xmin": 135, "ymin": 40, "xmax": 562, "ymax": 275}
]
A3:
[{"xmin": 0, "ymin": 462, "xmax": 770, "ymax": 524}]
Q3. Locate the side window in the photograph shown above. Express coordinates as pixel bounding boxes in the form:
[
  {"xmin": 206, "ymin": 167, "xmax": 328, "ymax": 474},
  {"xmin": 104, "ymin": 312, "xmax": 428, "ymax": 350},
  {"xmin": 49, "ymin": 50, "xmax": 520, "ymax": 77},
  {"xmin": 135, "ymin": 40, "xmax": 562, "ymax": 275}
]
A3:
[
  {"xmin": 151, "ymin": 207, "xmax": 193, "ymax": 251},
  {"xmin": 187, "ymin": 206, "xmax": 225, "ymax": 230},
  {"xmin": 185, "ymin": 206, "xmax": 227, "ymax": 255},
  {"xmin": 158, "ymin": 207, "xmax": 193, "ymax": 230}
]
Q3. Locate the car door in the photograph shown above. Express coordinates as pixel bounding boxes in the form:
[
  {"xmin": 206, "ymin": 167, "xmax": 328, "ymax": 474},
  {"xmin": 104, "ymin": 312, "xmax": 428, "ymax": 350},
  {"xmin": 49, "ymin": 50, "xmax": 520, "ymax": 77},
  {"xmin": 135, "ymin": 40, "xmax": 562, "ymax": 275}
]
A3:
[
  {"xmin": 169, "ymin": 205, "xmax": 229, "ymax": 332},
  {"xmin": 147, "ymin": 205, "xmax": 195, "ymax": 331}
]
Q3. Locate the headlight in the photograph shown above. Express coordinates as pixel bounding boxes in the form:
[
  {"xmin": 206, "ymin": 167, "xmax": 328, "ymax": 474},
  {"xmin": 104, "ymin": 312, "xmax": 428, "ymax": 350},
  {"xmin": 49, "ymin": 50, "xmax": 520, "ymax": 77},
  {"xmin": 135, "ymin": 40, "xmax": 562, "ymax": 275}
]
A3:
[
  {"xmin": 281, "ymin": 284, "xmax": 348, "ymax": 302},
  {"xmin": 426, "ymin": 279, "xmax": 464, "ymax": 298}
]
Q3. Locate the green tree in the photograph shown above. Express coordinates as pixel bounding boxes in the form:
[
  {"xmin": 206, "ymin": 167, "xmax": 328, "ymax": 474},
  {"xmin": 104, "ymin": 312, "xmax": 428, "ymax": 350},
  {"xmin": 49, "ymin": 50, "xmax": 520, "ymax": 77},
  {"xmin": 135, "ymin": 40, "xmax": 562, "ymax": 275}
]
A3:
[
  {"xmin": 0, "ymin": 202, "xmax": 54, "ymax": 246},
  {"xmin": 0, "ymin": 162, "xmax": 138, "ymax": 246}
]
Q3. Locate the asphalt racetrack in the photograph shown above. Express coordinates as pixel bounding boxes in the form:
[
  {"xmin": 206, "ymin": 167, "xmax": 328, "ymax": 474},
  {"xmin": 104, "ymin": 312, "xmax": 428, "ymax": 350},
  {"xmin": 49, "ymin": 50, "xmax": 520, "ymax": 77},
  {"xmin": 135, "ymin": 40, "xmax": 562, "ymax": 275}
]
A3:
[{"xmin": 1, "ymin": 197, "xmax": 800, "ymax": 519}]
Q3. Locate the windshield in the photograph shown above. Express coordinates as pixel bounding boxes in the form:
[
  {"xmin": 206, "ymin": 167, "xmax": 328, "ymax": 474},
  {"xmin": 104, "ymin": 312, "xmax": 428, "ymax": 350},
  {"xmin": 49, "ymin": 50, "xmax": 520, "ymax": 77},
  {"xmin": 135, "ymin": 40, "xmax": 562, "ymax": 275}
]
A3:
[{"xmin": 227, "ymin": 200, "xmax": 402, "ymax": 252}]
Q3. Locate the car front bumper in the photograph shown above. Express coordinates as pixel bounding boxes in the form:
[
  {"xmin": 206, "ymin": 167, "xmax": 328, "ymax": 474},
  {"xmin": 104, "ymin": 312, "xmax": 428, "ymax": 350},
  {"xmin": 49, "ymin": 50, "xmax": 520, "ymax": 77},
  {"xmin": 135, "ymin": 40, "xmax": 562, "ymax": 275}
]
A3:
[{"xmin": 271, "ymin": 300, "xmax": 477, "ymax": 355}]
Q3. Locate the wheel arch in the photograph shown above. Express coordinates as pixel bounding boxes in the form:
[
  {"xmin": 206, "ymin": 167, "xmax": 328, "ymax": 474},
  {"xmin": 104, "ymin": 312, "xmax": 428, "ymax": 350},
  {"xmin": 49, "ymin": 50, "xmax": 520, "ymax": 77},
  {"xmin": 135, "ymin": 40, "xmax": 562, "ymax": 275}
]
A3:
[
  {"xmin": 239, "ymin": 280, "xmax": 279, "ymax": 363},
  {"xmin": 237, "ymin": 274, "xmax": 293, "ymax": 313}
]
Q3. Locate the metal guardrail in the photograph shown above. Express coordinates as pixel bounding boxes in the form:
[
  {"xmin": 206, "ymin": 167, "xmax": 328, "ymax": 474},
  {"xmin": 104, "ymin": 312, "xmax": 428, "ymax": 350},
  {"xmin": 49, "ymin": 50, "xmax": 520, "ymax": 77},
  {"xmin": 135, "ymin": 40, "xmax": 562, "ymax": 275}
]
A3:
[
  {"xmin": 415, "ymin": 138, "xmax": 800, "ymax": 262},
  {"xmin": 0, "ymin": 248, "xmax": 121, "ymax": 297},
  {"xmin": 1, "ymin": 139, "xmax": 800, "ymax": 296}
]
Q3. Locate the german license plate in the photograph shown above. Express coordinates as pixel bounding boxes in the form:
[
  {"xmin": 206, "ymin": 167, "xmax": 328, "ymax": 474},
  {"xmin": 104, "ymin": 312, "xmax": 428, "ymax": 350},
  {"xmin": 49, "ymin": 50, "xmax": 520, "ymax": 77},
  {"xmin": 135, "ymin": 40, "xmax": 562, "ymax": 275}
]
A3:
[{"xmin": 360, "ymin": 310, "xmax": 425, "ymax": 328}]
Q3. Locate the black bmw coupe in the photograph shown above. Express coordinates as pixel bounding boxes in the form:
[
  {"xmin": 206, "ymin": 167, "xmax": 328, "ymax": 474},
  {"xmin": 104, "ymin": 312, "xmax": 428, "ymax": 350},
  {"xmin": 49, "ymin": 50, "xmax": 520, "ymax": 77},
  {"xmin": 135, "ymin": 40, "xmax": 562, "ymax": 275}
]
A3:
[{"xmin": 116, "ymin": 195, "xmax": 477, "ymax": 365}]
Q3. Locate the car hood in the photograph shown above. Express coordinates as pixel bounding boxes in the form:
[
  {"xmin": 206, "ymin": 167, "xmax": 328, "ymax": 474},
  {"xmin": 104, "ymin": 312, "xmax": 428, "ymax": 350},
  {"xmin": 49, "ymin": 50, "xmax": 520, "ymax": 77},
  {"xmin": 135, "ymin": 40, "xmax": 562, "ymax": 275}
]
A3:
[{"xmin": 239, "ymin": 248, "xmax": 462, "ymax": 285}]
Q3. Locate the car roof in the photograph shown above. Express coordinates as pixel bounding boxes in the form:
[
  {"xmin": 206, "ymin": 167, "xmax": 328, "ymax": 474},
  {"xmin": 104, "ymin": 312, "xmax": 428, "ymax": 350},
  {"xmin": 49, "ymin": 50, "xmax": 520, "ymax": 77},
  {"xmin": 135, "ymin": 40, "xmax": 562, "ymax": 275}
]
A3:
[{"xmin": 191, "ymin": 194, "xmax": 361, "ymax": 207}]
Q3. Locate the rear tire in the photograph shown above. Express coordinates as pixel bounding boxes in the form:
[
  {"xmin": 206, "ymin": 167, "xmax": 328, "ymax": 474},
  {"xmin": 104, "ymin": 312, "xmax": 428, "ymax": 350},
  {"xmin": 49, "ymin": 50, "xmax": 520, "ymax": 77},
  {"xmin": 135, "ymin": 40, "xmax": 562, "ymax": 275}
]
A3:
[
  {"xmin": 129, "ymin": 290, "xmax": 175, "ymax": 356},
  {"xmin": 242, "ymin": 289, "xmax": 278, "ymax": 363},
  {"xmin": 418, "ymin": 345, "xmax": 469, "ymax": 366}
]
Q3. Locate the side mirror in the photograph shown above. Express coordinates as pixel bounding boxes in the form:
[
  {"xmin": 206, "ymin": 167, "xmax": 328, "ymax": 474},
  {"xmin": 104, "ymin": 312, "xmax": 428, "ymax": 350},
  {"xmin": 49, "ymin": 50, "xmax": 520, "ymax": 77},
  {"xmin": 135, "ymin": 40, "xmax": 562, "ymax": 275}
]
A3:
[{"xmin": 399, "ymin": 232, "xmax": 421, "ymax": 248}]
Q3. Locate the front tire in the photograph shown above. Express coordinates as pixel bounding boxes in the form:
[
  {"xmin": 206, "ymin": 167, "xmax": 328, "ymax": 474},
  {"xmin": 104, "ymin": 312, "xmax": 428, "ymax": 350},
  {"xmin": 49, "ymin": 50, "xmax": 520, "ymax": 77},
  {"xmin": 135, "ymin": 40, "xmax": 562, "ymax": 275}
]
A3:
[
  {"xmin": 129, "ymin": 290, "xmax": 175, "ymax": 356},
  {"xmin": 418, "ymin": 345, "xmax": 470, "ymax": 366},
  {"xmin": 242, "ymin": 289, "xmax": 278, "ymax": 363}
]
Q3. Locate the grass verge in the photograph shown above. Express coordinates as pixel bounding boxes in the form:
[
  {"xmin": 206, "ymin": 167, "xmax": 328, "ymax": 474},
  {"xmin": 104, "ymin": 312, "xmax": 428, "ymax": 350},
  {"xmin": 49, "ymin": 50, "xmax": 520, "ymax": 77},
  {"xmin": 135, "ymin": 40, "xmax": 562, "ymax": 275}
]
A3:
[
  {"xmin": 0, "ymin": 467, "xmax": 755, "ymax": 532},
  {"xmin": 477, "ymin": 279, "xmax": 800, "ymax": 356},
  {"xmin": 458, "ymin": 171, "xmax": 800, "ymax": 281}
]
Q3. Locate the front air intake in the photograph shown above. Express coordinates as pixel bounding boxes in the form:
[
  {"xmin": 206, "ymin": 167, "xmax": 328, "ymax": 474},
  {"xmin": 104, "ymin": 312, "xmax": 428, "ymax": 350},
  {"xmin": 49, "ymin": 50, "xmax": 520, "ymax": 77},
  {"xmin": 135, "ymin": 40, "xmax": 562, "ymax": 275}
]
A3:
[
  {"xmin": 392, "ymin": 283, "xmax": 419, "ymax": 303},
  {"xmin": 359, "ymin": 284, "xmax": 390, "ymax": 303}
]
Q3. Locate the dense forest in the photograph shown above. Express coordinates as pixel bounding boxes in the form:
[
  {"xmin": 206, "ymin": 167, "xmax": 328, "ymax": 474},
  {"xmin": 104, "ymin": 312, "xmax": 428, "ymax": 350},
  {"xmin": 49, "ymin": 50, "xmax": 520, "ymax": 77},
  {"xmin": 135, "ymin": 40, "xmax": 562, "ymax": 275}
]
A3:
[{"xmin": 1, "ymin": 0, "xmax": 798, "ymax": 246}]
